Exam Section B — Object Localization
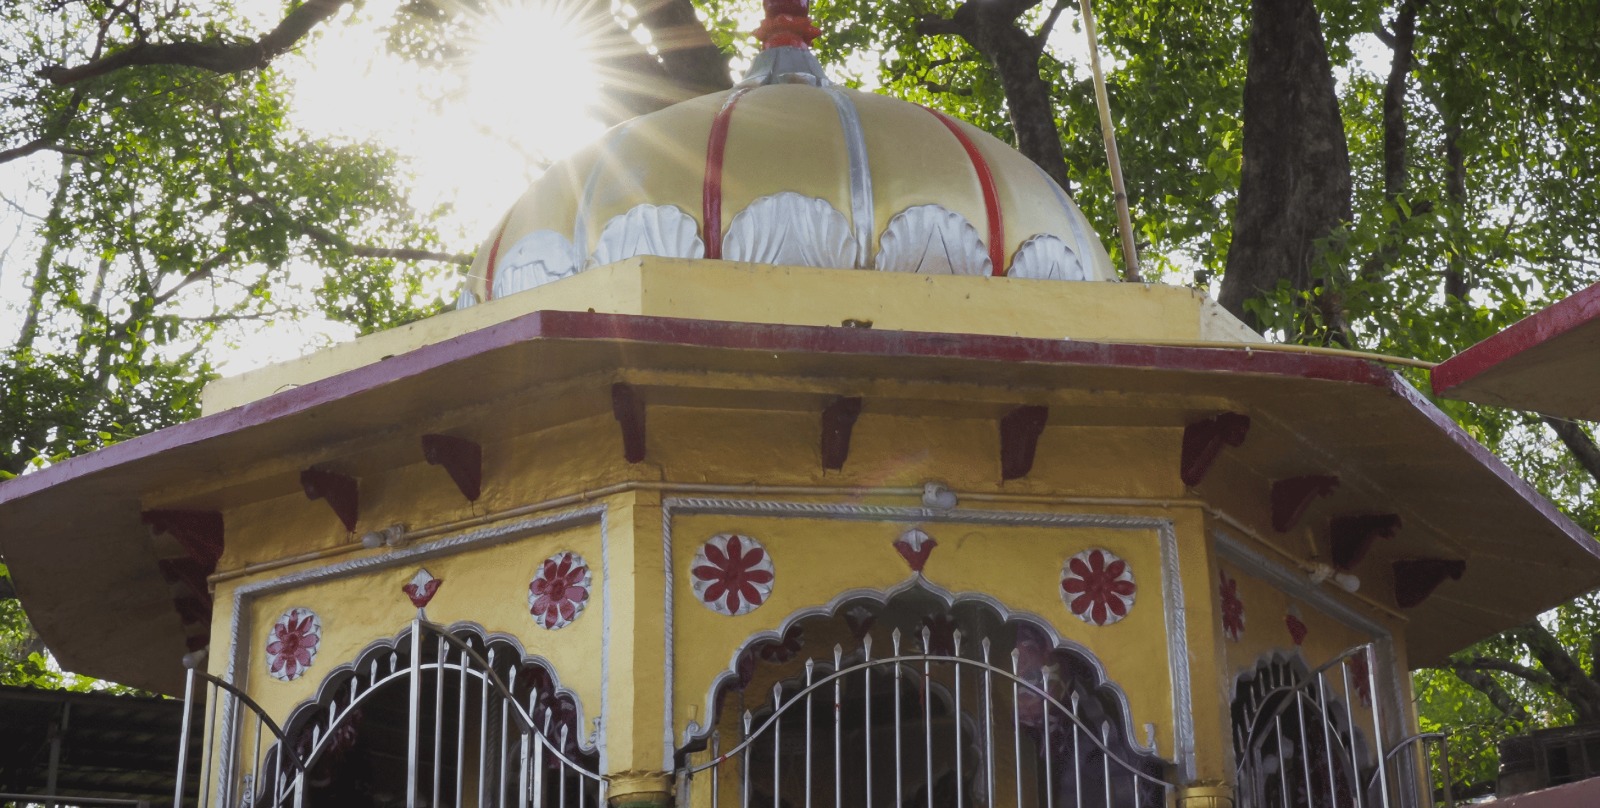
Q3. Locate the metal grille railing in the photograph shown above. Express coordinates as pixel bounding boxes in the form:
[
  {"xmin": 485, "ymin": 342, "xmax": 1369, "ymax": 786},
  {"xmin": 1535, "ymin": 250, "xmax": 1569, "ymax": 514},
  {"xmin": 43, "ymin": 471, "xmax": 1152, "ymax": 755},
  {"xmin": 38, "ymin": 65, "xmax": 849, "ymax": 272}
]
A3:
[
  {"xmin": 175, "ymin": 619, "xmax": 602, "ymax": 808},
  {"xmin": 678, "ymin": 627, "xmax": 1175, "ymax": 808}
]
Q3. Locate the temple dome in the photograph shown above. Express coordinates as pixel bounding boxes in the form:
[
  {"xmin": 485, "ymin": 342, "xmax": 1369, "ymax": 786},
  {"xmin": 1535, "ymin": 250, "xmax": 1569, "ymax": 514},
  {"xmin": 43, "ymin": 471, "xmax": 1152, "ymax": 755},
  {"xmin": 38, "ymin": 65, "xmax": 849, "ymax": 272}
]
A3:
[{"xmin": 457, "ymin": 59, "xmax": 1116, "ymax": 307}]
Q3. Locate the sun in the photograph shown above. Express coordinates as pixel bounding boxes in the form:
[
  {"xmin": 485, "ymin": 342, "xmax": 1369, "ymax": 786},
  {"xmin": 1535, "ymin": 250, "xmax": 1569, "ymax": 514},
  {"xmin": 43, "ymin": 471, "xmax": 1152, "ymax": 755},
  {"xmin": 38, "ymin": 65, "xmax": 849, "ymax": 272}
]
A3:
[{"xmin": 463, "ymin": 0, "xmax": 607, "ymax": 161}]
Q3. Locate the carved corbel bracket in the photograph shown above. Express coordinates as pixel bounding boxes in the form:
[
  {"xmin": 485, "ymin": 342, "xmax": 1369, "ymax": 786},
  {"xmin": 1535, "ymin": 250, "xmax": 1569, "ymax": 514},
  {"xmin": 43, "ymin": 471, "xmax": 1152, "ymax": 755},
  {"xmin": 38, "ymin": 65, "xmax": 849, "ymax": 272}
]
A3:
[
  {"xmin": 301, "ymin": 468, "xmax": 359, "ymax": 532},
  {"xmin": 820, "ymin": 396, "xmax": 863, "ymax": 471},
  {"xmin": 1270, "ymin": 475, "xmax": 1340, "ymax": 532},
  {"xmin": 1329, "ymin": 514, "xmax": 1402, "ymax": 570},
  {"xmin": 1179, "ymin": 412, "xmax": 1251, "ymax": 487},
  {"xmin": 422, "ymin": 434, "xmax": 483, "ymax": 502},
  {"xmin": 1393, "ymin": 558, "xmax": 1466, "ymax": 608},
  {"xmin": 611, "ymin": 383, "xmax": 647, "ymax": 464},
  {"xmin": 999, "ymin": 405, "xmax": 1049, "ymax": 480}
]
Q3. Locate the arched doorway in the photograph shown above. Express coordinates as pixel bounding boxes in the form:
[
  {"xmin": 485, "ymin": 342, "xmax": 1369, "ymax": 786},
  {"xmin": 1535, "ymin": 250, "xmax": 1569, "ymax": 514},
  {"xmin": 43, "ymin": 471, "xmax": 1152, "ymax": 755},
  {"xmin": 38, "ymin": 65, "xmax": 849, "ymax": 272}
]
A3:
[
  {"xmin": 1231, "ymin": 652, "xmax": 1369, "ymax": 808},
  {"xmin": 239, "ymin": 620, "xmax": 602, "ymax": 808},
  {"xmin": 679, "ymin": 586, "xmax": 1171, "ymax": 808}
]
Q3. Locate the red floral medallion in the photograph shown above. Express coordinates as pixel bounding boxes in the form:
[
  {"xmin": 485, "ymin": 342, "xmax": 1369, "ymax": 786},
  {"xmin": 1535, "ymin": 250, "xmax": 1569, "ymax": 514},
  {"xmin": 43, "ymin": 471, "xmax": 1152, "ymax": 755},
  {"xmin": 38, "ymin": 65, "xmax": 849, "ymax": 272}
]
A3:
[
  {"xmin": 1220, "ymin": 570, "xmax": 1245, "ymax": 642},
  {"xmin": 266, "ymin": 608, "xmax": 321, "ymax": 682},
  {"xmin": 1061, "ymin": 549, "xmax": 1137, "ymax": 626},
  {"xmin": 528, "ymin": 551, "xmax": 592, "ymax": 630},
  {"xmin": 692, "ymin": 534, "xmax": 775, "ymax": 616},
  {"xmin": 1285, "ymin": 605, "xmax": 1309, "ymax": 646}
]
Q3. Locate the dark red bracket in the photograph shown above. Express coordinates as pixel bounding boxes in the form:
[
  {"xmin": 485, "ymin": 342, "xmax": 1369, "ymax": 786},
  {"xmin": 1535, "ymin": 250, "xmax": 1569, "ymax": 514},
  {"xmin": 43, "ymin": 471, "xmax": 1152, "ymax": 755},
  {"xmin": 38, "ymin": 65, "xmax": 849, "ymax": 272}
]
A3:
[
  {"xmin": 821, "ymin": 397, "xmax": 863, "ymax": 471},
  {"xmin": 1000, "ymin": 405, "xmax": 1050, "ymax": 480},
  {"xmin": 611, "ymin": 383, "xmax": 647, "ymax": 464},
  {"xmin": 1330, "ymin": 514, "xmax": 1402, "ymax": 570},
  {"xmin": 1180, "ymin": 412, "xmax": 1251, "ymax": 487},
  {"xmin": 422, "ymin": 434, "xmax": 483, "ymax": 502},
  {"xmin": 301, "ymin": 468, "xmax": 359, "ymax": 532},
  {"xmin": 1270, "ymin": 475, "xmax": 1340, "ymax": 532},
  {"xmin": 141, "ymin": 510, "xmax": 224, "ymax": 569},
  {"xmin": 1393, "ymin": 558, "xmax": 1466, "ymax": 608},
  {"xmin": 156, "ymin": 558, "xmax": 214, "ymax": 609}
]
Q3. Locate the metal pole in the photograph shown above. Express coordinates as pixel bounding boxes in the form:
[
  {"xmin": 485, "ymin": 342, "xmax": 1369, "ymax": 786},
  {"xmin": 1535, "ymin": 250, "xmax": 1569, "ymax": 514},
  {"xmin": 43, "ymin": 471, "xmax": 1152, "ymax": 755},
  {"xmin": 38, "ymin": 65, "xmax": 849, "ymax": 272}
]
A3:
[
  {"xmin": 175, "ymin": 668, "xmax": 197, "ymax": 808},
  {"xmin": 408, "ymin": 618, "xmax": 423, "ymax": 808}
]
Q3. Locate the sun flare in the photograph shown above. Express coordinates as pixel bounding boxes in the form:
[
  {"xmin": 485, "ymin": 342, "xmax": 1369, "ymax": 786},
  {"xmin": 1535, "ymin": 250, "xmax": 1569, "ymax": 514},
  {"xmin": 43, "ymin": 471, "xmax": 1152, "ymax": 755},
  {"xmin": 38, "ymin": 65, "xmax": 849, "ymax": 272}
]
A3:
[{"xmin": 464, "ymin": 0, "xmax": 606, "ymax": 160}]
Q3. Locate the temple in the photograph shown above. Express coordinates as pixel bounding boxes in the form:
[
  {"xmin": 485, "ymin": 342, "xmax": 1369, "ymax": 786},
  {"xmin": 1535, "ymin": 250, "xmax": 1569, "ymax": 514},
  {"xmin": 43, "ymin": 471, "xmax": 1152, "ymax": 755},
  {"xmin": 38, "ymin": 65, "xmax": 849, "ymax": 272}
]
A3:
[{"xmin": 3, "ymin": 3, "xmax": 1599, "ymax": 807}]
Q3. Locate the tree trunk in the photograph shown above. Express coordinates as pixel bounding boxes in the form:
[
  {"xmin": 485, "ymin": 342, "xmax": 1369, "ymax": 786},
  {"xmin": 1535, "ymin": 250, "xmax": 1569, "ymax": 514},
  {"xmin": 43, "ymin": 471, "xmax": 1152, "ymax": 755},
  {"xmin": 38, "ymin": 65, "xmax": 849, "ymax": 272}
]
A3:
[{"xmin": 1219, "ymin": 0, "xmax": 1352, "ymax": 333}]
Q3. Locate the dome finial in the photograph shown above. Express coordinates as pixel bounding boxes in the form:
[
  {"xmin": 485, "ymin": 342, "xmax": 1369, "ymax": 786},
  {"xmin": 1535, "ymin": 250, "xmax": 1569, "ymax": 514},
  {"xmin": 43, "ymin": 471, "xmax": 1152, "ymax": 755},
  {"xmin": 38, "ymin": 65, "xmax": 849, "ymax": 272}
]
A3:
[{"xmin": 754, "ymin": 0, "xmax": 821, "ymax": 50}]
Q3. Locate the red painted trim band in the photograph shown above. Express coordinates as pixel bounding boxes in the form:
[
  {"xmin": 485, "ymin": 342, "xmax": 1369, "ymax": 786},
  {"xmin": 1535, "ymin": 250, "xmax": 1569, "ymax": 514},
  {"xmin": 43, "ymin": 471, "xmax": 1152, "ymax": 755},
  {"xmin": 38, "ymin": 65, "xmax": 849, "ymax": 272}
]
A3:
[
  {"xmin": 481, "ymin": 218, "xmax": 511, "ymax": 301},
  {"xmin": 703, "ymin": 89, "xmax": 751, "ymax": 260},
  {"xmin": 925, "ymin": 107, "xmax": 1007, "ymax": 275},
  {"xmin": 1432, "ymin": 281, "xmax": 1600, "ymax": 396}
]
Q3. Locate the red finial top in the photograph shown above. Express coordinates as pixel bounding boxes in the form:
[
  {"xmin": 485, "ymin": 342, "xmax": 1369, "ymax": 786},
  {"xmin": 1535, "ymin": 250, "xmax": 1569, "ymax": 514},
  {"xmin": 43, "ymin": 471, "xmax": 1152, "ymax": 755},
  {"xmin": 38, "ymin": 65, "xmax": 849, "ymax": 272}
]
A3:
[{"xmin": 754, "ymin": 0, "xmax": 821, "ymax": 50}]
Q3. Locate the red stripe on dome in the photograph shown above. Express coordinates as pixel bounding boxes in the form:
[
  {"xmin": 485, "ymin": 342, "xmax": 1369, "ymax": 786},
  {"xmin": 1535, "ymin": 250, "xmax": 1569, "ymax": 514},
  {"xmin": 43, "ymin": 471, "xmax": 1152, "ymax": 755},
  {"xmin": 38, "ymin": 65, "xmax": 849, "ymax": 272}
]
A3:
[
  {"xmin": 482, "ymin": 218, "xmax": 511, "ymax": 301},
  {"xmin": 924, "ymin": 107, "xmax": 1007, "ymax": 276},
  {"xmin": 703, "ymin": 89, "xmax": 751, "ymax": 260}
]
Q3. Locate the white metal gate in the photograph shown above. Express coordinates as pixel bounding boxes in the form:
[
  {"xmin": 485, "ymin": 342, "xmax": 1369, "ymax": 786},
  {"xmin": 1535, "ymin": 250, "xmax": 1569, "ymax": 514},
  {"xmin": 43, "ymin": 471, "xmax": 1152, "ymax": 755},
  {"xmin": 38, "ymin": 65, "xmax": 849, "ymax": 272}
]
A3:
[{"xmin": 176, "ymin": 619, "xmax": 603, "ymax": 808}]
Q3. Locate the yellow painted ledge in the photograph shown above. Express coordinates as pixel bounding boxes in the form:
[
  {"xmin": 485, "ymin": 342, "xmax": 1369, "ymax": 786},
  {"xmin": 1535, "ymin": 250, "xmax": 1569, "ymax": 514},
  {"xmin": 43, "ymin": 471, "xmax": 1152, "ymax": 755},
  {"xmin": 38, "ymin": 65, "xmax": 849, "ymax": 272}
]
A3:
[{"xmin": 202, "ymin": 258, "xmax": 1259, "ymax": 414}]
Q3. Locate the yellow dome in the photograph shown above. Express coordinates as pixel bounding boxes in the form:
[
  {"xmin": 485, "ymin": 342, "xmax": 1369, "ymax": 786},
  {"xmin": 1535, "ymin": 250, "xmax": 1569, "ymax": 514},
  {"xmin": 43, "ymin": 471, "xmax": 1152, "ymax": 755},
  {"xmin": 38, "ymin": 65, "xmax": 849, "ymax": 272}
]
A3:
[{"xmin": 458, "ymin": 52, "xmax": 1115, "ymax": 307}]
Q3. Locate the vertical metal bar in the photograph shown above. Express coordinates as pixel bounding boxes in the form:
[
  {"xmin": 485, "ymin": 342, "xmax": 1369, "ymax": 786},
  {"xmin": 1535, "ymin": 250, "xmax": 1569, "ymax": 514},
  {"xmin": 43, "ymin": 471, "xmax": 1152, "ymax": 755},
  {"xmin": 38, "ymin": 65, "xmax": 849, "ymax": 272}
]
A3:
[
  {"xmin": 806, "ymin": 657, "xmax": 816, "ymax": 808},
  {"xmin": 501, "ymin": 667, "xmax": 515, "ymax": 806},
  {"xmin": 834, "ymin": 644, "xmax": 844, "ymax": 808},
  {"xmin": 1343, "ymin": 661, "xmax": 1363, "ymax": 808},
  {"xmin": 1274, "ymin": 717, "xmax": 1289, "ymax": 808},
  {"xmin": 273, "ymin": 736, "xmax": 285, "ymax": 808},
  {"xmin": 773, "ymin": 684, "xmax": 783, "ymax": 808},
  {"xmin": 1011, "ymin": 649, "xmax": 1023, "ymax": 808},
  {"xmin": 893, "ymin": 629, "xmax": 904, "ymax": 808},
  {"xmin": 951, "ymin": 632, "xmax": 964, "ymax": 808},
  {"xmin": 1295, "ymin": 688, "xmax": 1314, "ymax": 808},
  {"xmin": 532, "ymin": 708, "xmax": 545, "ymax": 808},
  {"xmin": 558, "ymin": 724, "xmax": 570, "ymax": 808},
  {"xmin": 519, "ymin": 730, "xmax": 531, "ymax": 808},
  {"xmin": 1439, "ymin": 734, "xmax": 1454, "ymax": 808},
  {"xmin": 175, "ymin": 668, "xmax": 197, "ymax": 808},
  {"xmin": 481, "ymin": 648, "xmax": 493, "ymax": 808},
  {"xmin": 436, "ymin": 636, "xmax": 446, "ymax": 808},
  {"xmin": 711, "ymin": 729, "xmax": 721, "ymax": 808},
  {"xmin": 1134, "ymin": 772, "xmax": 1142, "ymax": 808},
  {"xmin": 1071, "ymin": 693, "xmax": 1082, "ymax": 808},
  {"xmin": 456, "ymin": 649, "xmax": 468, "ymax": 808},
  {"xmin": 1319, "ymin": 673, "xmax": 1339, "ymax": 808},
  {"xmin": 981, "ymin": 639, "xmax": 995, "ymax": 808},
  {"xmin": 744, "ymin": 710, "xmax": 755, "ymax": 808},
  {"xmin": 1366, "ymin": 645, "xmax": 1391, "ymax": 808},
  {"xmin": 1042, "ymin": 668, "xmax": 1055, "ymax": 808},
  {"xmin": 409, "ymin": 619, "xmax": 423, "ymax": 808},
  {"xmin": 923, "ymin": 629, "xmax": 934, "ymax": 808},
  {"xmin": 1100, "ymin": 724, "xmax": 1112, "ymax": 808},
  {"xmin": 200, "ymin": 680, "xmax": 219, "ymax": 808},
  {"xmin": 864, "ymin": 634, "xmax": 874, "ymax": 808}
]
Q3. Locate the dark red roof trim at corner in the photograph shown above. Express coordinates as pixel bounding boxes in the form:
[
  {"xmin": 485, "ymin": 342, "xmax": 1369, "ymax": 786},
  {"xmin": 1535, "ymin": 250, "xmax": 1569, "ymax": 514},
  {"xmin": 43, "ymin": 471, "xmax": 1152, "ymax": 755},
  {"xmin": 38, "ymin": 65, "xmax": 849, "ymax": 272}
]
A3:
[
  {"xmin": 0, "ymin": 310, "xmax": 1590, "ymax": 557},
  {"xmin": 1433, "ymin": 281, "xmax": 1600, "ymax": 397}
]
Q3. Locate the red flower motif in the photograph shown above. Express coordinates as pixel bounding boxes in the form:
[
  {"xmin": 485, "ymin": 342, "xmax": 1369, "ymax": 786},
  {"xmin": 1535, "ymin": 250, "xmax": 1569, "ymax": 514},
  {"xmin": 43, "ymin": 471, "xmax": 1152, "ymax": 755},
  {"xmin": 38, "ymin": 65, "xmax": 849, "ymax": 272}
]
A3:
[
  {"xmin": 1061, "ymin": 549, "xmax": 1137, "ymax": 626},
  {"xmin": 1285, "ymin": 609, "xmax": 1308, "ymax": 646},
  {"xmin": 529, "ymin": 552, "xmax": 591, "ymax": 630},
  {"xmin": 402, "ymin": 568, "xmax": 442, "ymax": 609},
  {"xmin": 692, "ymin": 534, "xmax": 775, "ymax": 616},
  {"xmin": 266, "ymin": 608, "xmax": 321, "ymax": 682},
  {"xmin": 1220, "ymin": 570, "xmax": 1245, "ymax": 642}
]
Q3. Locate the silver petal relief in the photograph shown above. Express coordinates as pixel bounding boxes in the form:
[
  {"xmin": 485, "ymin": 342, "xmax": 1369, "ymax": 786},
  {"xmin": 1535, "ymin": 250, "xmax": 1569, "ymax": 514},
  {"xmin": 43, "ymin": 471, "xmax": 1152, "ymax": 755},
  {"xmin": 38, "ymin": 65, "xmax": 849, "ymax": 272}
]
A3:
[
  {"xmin": 454, "ymin": 287, "xmax": 479, "ymax": 311},
  {"xmin": 722, "ymin": 192, "xmax": 858, "ymax": 269},
  {"xmin": 493, "ymin": 230, "xmax": 582, "ymax": 297},
  {"xmin": 874, "ymin": 204, "xmax": 991, "ymax": 276},
  {"xmin": 589, "ymin": 203, "xmax": 705, "ymax": 267},
  {"xmin": 1008, "ymin": 234, "xmax": 1087, "ymax": 281}
]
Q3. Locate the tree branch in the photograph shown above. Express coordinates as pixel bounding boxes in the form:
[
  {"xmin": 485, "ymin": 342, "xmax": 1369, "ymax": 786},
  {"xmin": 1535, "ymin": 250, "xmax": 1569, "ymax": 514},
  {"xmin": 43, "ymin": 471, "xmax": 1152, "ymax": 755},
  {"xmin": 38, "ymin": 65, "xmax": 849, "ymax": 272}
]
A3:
[
  {"xmin": 1448, "ymin": 666, "xmax": 1532, "ymax": 722},
  {"xmin": 1035, "ymin": 0, "xmax": 1071, "ymax": 47},
  {"xmin": 1513, "ymin": 620, "xmax": 1600, "ymax": 722},
  {"xmin": 343, "ymin": 245, "xmax": 472, "ymax": 265},
  {"xmin": 1450, "ymin": 657, "xmax": 1553, "ymax": 687},
  {"xmin": 1545, "ymin": 417, "xmax": 1600, "ymax": 485},
  {"xmin": 38, "ymin": 0, "xmax": 352, "ymax": 86}
]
